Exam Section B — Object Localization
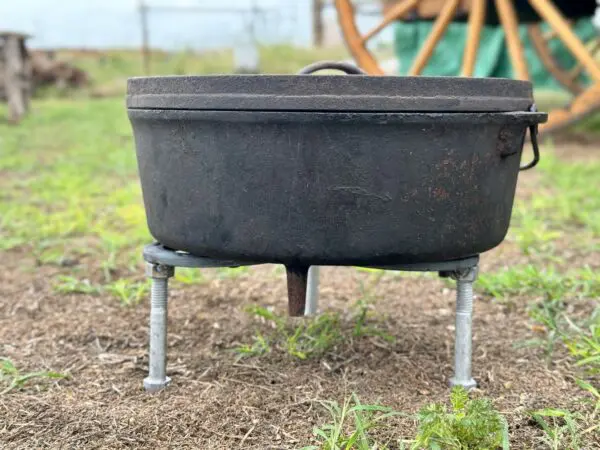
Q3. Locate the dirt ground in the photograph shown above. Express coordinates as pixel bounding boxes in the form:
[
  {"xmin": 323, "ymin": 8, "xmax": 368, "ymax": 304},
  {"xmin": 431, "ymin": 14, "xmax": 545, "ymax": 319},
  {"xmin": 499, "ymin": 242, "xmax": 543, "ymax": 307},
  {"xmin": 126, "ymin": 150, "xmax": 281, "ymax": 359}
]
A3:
[{"xmin": 1, "ymin": 140, "xmax": 599, "ymax": 449}]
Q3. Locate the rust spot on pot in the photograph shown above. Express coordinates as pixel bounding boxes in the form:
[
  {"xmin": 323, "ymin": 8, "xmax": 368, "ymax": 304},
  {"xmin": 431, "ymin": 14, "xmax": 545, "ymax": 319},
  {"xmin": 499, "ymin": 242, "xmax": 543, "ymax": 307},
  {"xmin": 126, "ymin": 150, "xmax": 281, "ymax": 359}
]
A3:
[{"xmin": 431, "ymin": 187, "xmax": 450, "ymax": 200}]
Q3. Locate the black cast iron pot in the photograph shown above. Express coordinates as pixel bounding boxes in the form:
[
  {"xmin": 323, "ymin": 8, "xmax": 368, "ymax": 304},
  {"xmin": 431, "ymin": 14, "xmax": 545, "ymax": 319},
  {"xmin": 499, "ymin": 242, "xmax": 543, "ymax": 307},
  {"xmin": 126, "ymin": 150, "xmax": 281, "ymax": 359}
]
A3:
[{"xmin": 127, "ymin": 62, "xmax": 547, "ymax": 269}]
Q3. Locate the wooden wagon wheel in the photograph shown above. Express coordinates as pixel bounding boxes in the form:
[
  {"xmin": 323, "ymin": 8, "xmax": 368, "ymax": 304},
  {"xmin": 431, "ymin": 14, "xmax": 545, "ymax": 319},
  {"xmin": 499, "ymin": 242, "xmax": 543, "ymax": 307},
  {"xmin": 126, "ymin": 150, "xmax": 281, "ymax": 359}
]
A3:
[
  {"xmin": 335, "ymin": 0, "xmax": 600, "ymax": 135},
  {"xmin": 528, "ymin": 23, "xmax": 600, "ymax": 95}
]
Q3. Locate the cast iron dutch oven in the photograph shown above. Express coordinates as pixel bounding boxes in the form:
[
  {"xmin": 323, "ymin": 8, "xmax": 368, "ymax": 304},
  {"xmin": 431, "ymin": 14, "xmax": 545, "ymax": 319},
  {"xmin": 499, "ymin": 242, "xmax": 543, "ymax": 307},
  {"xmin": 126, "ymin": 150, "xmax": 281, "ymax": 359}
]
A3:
[{"xmin": 127, "ymin": 61, "xmax": 547, "ymax": 267}]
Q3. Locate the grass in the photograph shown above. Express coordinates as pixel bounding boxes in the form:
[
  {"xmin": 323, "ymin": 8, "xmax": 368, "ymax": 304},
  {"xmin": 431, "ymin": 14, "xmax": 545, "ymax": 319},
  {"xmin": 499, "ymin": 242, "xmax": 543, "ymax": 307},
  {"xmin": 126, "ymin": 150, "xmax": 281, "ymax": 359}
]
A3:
[
  {"xmin": 235, "ymin": 299, "xmax": 394, "ymax": 361},
  {"xmin": 473, "ymin": 148, "xmax": 600, "ymax": 379},
  {"xmin": 174, "ymin": 267, "xmax": 206, "ymax": 285},
  {"xmin": 478, "ymin": 264, "xmax": 600, "ymax": 373},
  {"xmin": 0, "ymin": 358, "xmax": 66, "ymax": 395},
  {"xmin": 412, "ymin": 387, "xmax": 509, "ymax": 450},
  {"xmin": 304, "ymin": 388, "xmax": 509, "ymax": 450},
  {"xmin": 536, "ymin": 155, "xmax": 600, "ymax": 237},
  {"xmin": 302, "ymin": 394, "xmax": 400, "ymax": 450},
  {"xmin": 563, "ymin": 312, "xmax": 600, "ymax": 375},
  {"xmin": 0, "ymin": 98, "xmax": 150, "ymax": 300},
  {"xmin": 576, "ymin": 379, "xmax": 600, "ymax": 420},
  {"xmin": 466, "ymin": 147, "xmax": 600, "ymax": 448},
  {"xmin": 53, "ymin": 275, "xmax": 102, "ymax": 296},
  {"xmin": 53, "ymin": 275, "xmax": 149, "ymax": 305},
  {"xmin": 528, "ymin": 408, "xmax": 592, "ymax": 450},
  {"xmin": 478, "ymin": 265, "xmax": 600, "ymax": 301},
  {"xmin": 104, "ymin": 279, "xmax": 150, "ymax": 306},
  {"xmin": 235, "ymin": 272, "xmax": 393, "ymax": 360},
  {"xmin": 235, "ymin": 305, "xmax": 344, "ymax": 360},
  {"xmin": 0, "ymin": 99, "xmax": 146, "ymax": 253},
  {"xmin": 508, "ymin": 152, "xmax": 600, "ymax": 257}
]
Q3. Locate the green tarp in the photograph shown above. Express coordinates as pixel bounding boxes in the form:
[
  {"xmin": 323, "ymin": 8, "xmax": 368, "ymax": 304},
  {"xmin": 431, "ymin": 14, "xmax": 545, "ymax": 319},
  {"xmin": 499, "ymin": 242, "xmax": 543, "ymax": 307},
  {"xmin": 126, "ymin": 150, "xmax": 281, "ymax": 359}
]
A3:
[{"xmin": 394, "ymin": 18, "xmax": 596, "ymax": 90}]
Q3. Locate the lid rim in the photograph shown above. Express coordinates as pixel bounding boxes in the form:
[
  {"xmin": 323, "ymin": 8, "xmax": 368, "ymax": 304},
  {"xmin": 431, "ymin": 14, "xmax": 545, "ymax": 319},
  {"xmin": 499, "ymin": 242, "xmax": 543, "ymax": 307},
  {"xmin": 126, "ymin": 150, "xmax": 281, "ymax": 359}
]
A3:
[
  {"xmin": 127, "ymin": 93, "xmax": 534, "ymax": 113},
  {"xmin": 127, "ymin": 75, "xmax": 534, "ymax": 113},
  {"xmin": 127, "ymin": 109, "xmax": 548, "ymax": 125}
]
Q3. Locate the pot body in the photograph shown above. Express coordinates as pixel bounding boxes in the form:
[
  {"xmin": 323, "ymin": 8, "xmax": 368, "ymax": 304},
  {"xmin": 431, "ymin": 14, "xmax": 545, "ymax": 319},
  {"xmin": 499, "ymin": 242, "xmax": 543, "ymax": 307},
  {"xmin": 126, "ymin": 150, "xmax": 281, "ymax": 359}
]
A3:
[{"xmin": 129, "ymin": 109, "xmax": 542, "ymax": 266}]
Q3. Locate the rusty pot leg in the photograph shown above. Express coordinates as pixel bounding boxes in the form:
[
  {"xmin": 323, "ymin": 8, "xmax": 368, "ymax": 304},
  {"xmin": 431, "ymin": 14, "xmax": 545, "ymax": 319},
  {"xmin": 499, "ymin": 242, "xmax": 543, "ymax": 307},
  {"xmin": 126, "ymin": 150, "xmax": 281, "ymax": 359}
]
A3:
[{"xmin": 286, "ymin": 265, "xmax": 310, "ymax": 317}]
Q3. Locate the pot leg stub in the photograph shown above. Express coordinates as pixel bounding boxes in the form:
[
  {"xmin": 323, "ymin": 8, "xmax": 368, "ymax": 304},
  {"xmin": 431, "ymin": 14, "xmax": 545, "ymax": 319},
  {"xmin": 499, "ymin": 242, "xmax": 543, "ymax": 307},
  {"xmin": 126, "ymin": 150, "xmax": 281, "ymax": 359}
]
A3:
[
  {"xmin": 144, "ymin": 262, "xmax": 174, "ymax": 392},
  {"xmin": 286, "ymin": 265, "xmax": 310, "ymax": 317},
  {"xmin": 448, "ymin": 266, "xmax": 479, "ymax": 390}
]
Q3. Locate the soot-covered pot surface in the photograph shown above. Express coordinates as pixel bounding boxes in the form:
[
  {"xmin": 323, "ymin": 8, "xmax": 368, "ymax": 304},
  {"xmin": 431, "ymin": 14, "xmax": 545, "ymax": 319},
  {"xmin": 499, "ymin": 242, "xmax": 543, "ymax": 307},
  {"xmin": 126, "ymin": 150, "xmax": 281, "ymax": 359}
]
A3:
[{"xmin": 127, "ymin": 62, "xmax": 547, "ymax": 268}]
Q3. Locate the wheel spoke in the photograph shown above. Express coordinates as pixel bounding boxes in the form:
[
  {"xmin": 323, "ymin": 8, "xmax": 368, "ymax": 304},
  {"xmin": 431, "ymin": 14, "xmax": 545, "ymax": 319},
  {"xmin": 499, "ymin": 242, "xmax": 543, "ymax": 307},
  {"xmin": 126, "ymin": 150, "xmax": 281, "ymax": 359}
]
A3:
[
  {"xmin": 541, "ymin": 85, "xmax": 600, "ymax": 135},
  {"xmin": 495, "ymin": 0, "xmax": 529, "ymax": 80},
  {"xmin": 408, "ymin": 0, "xmax": 460, "ymax": 76},
  {"xmin": 543, "ymin": 19, "xmax": 572, "ymax": 40},
  {"xmin": 362, "ymin": 0, "xmax": 420, "ymax": 44},
  {"xmin": 335, "ymin": 0, "xmax": 385, "ymax": 74},
  {"xmin": 528, "ymin": 24, "xmax": 582, "ymax": 93},
  {"xmin": 569, "ymin": 63, "xmax": 584, "ymax": 80},
  {"xmin": 528, "ymin": 0, "xmax": 600, "ymax": 83},
  {"xmin": 461, "ymin": 0, "xmax": 486, "ymax": 77},
  {"xmin": 569, "ymin": 38, "xmax": 600, "ymax": 80}
]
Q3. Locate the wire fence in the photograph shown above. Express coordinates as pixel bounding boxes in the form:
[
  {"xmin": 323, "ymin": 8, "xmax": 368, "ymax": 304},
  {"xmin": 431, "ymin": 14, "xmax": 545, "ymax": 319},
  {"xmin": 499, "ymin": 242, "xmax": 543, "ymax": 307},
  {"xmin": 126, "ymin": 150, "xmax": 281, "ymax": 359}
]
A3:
[{"xmin": 0, "ymin": 0, "xmax": 390, "ymax": 51}]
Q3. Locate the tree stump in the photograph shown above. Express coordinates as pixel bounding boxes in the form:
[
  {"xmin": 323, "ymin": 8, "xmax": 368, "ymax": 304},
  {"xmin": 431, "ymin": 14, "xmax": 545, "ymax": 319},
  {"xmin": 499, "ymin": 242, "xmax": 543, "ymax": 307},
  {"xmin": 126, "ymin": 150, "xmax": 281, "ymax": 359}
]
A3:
[{"xmin": 0, "ymin": 32, "xmax": 32, "ymax": 124}]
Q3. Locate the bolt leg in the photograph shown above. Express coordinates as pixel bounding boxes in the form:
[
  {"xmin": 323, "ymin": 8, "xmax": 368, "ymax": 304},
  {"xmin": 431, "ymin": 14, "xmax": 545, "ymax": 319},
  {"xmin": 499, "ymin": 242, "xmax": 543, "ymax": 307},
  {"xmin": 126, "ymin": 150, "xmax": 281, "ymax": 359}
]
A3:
[
  {"xmin": 305, "ymin": 266, "xmax": 320, "ymax": 316},
  {"xmin": 144, "ymin": 263, "xmax": 174, "ymax": 392},
  {"xmin": 450, "ymin": 266, "xmax": 478, "ymax": 390}
]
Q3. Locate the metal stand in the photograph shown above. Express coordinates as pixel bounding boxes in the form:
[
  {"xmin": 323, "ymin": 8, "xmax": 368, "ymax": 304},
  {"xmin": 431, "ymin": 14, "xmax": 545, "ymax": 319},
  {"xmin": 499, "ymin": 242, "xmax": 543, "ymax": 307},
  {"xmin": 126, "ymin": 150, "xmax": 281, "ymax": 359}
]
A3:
[
  {"xmin": 142, "ymin": 243, "xmax": 257, "ymax": 392},
  {"xmin": 143, "ymin": 263, "xmax": 174, "ymax": 392},
  {"xmin": 141, "ymin": 243, "xmax": 480, "ymax": 391},
  {"xmin": 449, "ymin": 267, "xmax": 478, "ymax": 390},
  {"xmin": 308, "ymin": 259, "xmax": 480, "ymax": 390},
  {"xmin": 305, "ymin": 266, "xmax": 320, "ymax": 315}
]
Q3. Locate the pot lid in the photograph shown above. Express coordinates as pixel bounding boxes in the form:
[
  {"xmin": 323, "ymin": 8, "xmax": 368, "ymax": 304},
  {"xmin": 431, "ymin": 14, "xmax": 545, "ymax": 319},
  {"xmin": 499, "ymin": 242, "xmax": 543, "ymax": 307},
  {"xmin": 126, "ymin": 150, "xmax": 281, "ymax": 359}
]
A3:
[{"xmin": 127, "ymin": 74, "xmax": 534, "ymax": 112}]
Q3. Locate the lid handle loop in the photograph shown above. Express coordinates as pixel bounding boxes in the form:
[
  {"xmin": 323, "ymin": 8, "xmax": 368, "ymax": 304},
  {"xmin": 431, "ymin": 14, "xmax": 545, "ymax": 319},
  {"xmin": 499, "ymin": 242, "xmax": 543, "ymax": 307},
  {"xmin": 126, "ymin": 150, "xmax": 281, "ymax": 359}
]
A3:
[{"xmin": 297, "ymin": 61, "xmax": 367, "ymax": 75}]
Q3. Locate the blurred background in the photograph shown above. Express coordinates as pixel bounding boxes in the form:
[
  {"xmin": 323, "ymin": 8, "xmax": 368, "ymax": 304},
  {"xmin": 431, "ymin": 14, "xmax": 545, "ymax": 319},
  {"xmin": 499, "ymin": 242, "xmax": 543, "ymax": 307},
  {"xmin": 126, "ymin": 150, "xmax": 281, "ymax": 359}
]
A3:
[{"xmin": 0, "ymin": 0, "xmax": 396, "ymax": 98}]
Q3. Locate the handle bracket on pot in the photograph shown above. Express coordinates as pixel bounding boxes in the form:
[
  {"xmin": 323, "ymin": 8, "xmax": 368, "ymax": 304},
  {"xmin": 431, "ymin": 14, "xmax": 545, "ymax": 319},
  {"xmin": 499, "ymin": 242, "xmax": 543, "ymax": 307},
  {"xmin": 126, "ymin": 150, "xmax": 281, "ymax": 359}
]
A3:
[
  {"xmin": 520, "ymin": 104, "xmax": 541, "ymax": 171},
  {"xmin": 298, "ymin": 60, "xmax": 367, "ymax": 75}
]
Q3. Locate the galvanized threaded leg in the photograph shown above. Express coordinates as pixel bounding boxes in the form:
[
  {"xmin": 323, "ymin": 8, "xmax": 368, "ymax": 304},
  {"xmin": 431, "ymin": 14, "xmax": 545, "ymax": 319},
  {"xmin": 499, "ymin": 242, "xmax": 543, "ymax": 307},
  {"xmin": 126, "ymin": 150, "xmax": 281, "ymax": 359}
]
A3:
[
  {"xmin": 305, "ymin": 266, "xmax": 320, "ymax": 316},
  {"xmin": 144, "ymin": 263, "xmax": 174, "ymax": 392},
  {"xmin": 450, "ymin": 266, "xmax": 478, "ymax": 390}
]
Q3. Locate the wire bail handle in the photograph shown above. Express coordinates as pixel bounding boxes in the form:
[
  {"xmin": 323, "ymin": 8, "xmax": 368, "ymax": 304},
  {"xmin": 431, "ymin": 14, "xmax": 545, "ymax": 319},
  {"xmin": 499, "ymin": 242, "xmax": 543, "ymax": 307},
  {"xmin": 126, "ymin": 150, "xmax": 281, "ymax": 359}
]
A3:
[
  {"xmin": 298, "ymin": 60, "xmax": 367, "ymax": 75},
  {"xmin": 520, "ymin": 104, "xmax": 541, "ymax": 171}
]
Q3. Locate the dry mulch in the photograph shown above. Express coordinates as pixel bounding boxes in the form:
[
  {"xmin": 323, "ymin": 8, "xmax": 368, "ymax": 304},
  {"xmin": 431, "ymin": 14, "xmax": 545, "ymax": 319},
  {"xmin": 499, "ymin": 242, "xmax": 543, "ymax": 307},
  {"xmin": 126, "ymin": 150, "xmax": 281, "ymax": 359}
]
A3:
[{"xmin": 1, "ymin": 250, "xmax": 596, "ymax": 449}]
